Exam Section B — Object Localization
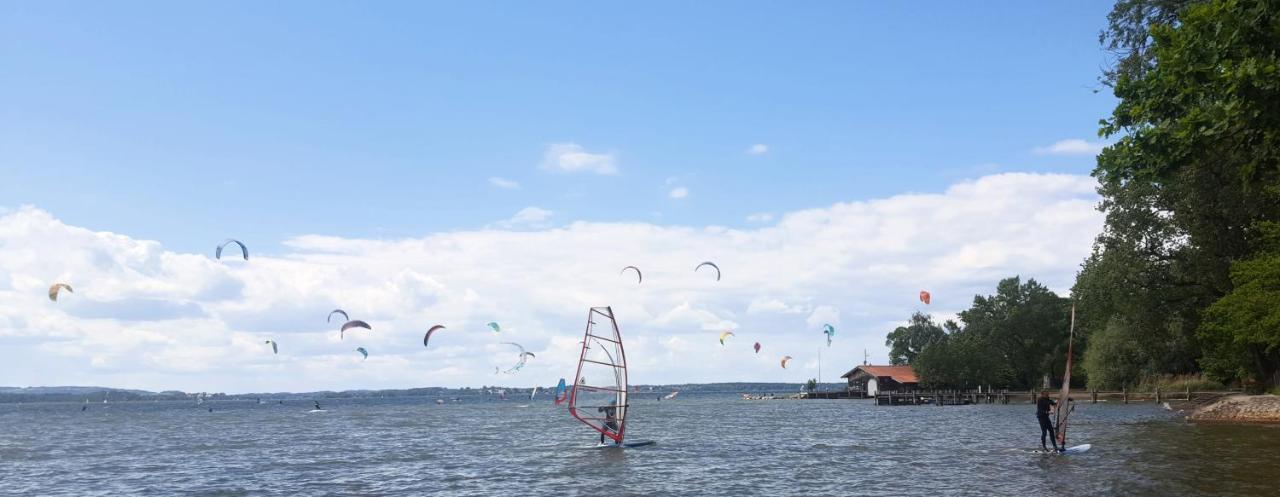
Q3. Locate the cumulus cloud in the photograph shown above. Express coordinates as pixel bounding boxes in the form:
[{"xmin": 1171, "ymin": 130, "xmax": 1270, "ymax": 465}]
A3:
[
  {"xmin": 0, "ymin": 173, "xmax": 1103, "ymax": 392},
  {"xmin": 668, "ymin": 187, "xmax": 689, "ymax": 199},
  {"xmin": 488, "ymin": 177, "xmax": 520, "ymax": 190},
  {"xmin": 1033, "ymin": 139, "xmax": 1106, "ymax": 156},
  {"xmin": 540, "ymin": 143, "xmax": 617, "ymax": 175},
  {"xmin": 746, "ymin": 144, "xmax": 769, "ymax": 155}
]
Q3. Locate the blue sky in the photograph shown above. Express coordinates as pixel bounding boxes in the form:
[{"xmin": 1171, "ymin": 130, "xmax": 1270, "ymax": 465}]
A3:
[
  {"xmin": 1, "ymin": 2, "xmax": 1116, "ymax": 391},
  {"xmin": 3, "ymin": 1, "xmax": 1113, "ymax": 254}
]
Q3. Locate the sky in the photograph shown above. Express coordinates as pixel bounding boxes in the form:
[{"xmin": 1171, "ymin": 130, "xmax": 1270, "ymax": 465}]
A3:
[{"xmin": 1, "ymin": 2, "xmax": 1117, "ymax": 393}]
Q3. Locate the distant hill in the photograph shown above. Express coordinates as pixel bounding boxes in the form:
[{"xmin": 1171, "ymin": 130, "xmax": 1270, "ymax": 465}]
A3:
[{"xmin": 0, "ymin": 386, "xmax": 152, "ymax": 395}]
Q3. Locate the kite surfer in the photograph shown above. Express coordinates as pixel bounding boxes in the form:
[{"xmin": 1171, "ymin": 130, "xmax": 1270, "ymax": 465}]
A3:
[
  {"xmin": 598, "ymin": 400, "xmax": 619, "ymax": 445},
  {"xmin": 314, "ymin": 400, "xmax": 322, "ymax": 411},
  {"xmin": 1036, "ymin": 391, "xmax": 1060, "ymax": 452}
]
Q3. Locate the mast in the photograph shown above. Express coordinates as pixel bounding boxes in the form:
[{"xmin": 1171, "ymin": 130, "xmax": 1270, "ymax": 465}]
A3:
[
  {"xmin": 818, "ymin": 346, "xmax": 822, "ymax": 391},
  {"xmin": 1056, "ymin": 304, "xmax": 1076, "ymax": 448}
]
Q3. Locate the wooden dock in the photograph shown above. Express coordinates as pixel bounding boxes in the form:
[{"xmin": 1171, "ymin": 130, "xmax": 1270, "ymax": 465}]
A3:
[{"xmin": 872, "ymin": 390, "xmax": 1012, "ymax": 406}]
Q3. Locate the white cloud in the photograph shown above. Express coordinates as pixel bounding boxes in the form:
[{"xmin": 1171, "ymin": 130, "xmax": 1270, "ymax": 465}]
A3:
[
  {"xmin": 494, "ymin": 207, "xmax": 553, "ymax": 229},
  {"xmin": 540, "ymin": 143, "xmax": 617, "ymax": 175},
  {"xmin": 746, "ymin": 144, "xmax": 769, "ymax": 155},
  {"xmin": 746, "ymin": 213, "xmax": 774, "ymax": 223},
  {"xmin": 668, "ymin": 187, "xmax": 689, "ymax": 199},
  {"xmin": 1033, "ymin": 139, "xmax": 1106, "ymax": 156},
  {"xmin": 0, "ymin": 172, "xmax": 1103, "ymax": 392},
  {"xmin": 488, "ymin": 177, "xmax": 520, "ymax": 190}
]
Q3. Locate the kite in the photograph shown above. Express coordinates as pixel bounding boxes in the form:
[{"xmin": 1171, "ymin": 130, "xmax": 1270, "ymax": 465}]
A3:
[
  {"xmin": 423, "ymin": 325, "xmax": 445, "ymax": 347},
  {"xmin": 719, "ymin": 330, "xmax": 735, "ymax": 346},
  {"xmin": 487, "ymin": 322, "xmax": 501, "ymax": 333},
  {"xmin": 499, "ymin": 342, "xmax": 535, "ymax": 374},
  {"xmin": 823, "ymin": 324, "xmax": 835, "ymax": 347},
  {"xmin": 48, "ymin": 283, "xmax": 73, "ymax": 302},
  {"xmin": 695, "ymin": 261, "xmax": 721, "ymax": 281},
  {"xmin": 265, "ymin": 340, "xmax": 278, "ymax": 354},
  {"xmin": 340, "ymin": 320, "xmax": 371, "ymax": 340},
  {"xmin": 215, "ymin": 239, "xmax": 249, "ymax": 261},
  {"xmin": 781, "ymin": 356, "xmax": 792, "ymax": 369},
  {"xmin": 620, "ymin": 266, "xmax": 642, "ymax": 284},
  {"xmin": 919, "ymin": 290, "xmax": 931, "ymax": 305},
  {"xmin": 754, "ymin": 342, "xmax": 761, "ymax": 354},
  {"xmin": 327, "ymin": 309, "xmax": 348, "ymax": 323},
  {"xmin": 356, "ymin": 347, "xmax": 368, "ymax": 360}
]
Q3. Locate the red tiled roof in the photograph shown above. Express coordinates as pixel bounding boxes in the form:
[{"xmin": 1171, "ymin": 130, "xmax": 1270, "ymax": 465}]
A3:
[{"xmin": 841, "ymin": 365, "xmax": 918, "ymax": 384}]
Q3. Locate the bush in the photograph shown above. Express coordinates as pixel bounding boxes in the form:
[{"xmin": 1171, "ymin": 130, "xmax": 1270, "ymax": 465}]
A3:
[{"xmin": 1083, "ymin": 320, "xmax": 1147, "ymax": 390}]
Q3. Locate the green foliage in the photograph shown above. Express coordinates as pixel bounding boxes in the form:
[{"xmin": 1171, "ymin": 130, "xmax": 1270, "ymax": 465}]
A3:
[
  {"xmin": 885, "ymin": 312, "xmax": 948, "ymax": 365},
  {"xmin": 904, "ymin": 276, "xmax": 1071, "ymax": 390},
  {"xmin": 1079, "ymin": 0, "xmax": 1280, "ymax": 391},
  {"xmin": 804, "ymin": 378, "xmax": 817, "ymax": 393},
  {"xmin": 1199, "ymin": 222, "xmax": 1280, "ymax": 386},
  {"xmin": 1100, "ymin": 0, "xmax": 1199, "ymax": 85},
  {"xmin": 1083, "ymin": 320, "xmax": 1149, "ymax": 389},
  {"xmin": 914, "ymin": 332, "xmax": 1015, "ymax": 390},
  {"xmin": 958, "ymin": 277, "xmax": 1073, "ymax": 389}
]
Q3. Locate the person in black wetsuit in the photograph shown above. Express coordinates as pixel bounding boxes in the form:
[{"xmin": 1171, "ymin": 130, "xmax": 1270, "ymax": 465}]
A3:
[
  {"xmin": 597, "ymin": 400, "xmax": 619, "ymax": 445},
  {"xmin": 314, "ymin": 401, "xmax": 322, "ymax": 411},
  {"xmin": 1036, "ymin": 390, "xmax": 1059, "ymax": 452}
]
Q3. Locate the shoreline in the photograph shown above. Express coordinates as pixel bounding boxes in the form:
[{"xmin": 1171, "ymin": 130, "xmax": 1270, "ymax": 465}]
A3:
[{"xmin": 1187, "ymin": 394, "xmax": 1280, "ymax": 424}]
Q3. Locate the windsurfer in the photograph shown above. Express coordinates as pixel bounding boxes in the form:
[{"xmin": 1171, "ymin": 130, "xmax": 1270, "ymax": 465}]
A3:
[
  {"xmin": 598, "ymin": 400, "xmax": 619, "ymax": 445},
  {"xmin": 1036, "ymin": 391, "xmax": 1059, "ymax": 452}
]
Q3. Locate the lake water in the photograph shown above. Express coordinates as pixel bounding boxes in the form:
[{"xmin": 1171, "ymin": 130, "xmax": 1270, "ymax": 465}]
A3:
[{"xmin": 2, "ymin": 395, "xmax": 1277, "ymax": 496}]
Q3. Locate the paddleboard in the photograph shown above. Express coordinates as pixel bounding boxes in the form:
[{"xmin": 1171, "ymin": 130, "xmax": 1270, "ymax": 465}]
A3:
[{"xmin": 307, "ymin": 409, "xmax": 328, "ymax": 413}]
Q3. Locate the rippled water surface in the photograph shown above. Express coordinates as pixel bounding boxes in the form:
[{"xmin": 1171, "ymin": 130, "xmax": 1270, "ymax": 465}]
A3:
[{"xmin": 3, "ymin": 395, "xmax": 1278, "ymax": 496}]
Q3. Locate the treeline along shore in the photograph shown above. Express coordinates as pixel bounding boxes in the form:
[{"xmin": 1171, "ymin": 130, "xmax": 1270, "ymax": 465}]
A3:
[{"xmin": 881, "ymin": 0, "xmax": 1280, "ymax": 414}]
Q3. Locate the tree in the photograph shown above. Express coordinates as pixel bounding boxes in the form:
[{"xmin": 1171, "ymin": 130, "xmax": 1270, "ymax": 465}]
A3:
[
  {"xmin": 958, "ymin": 277, "xmax": 1072, "ymax": 389},
  {"xmin": 805, "ymin": 379, "xmax": 817, "ymax": 393},
  {"xmin": 1082, "ymin": 319, "xmax": 1150, "ymax": 389},
  {"xmin": 1100, "ymin": 0, "xmax": 1199, "ymax": 86},
  {"xmin": 885, "ymin": 312, "xmax": 948, "ymax": 365},
  {"xmin": 899, "ymin": 276, "xmax": 1071, "ymax": 390},
  {"xmin": 1080, "ymin": 0, "xmax": 1280, "ymax": 387},
  {"xmin": 1199, "ymin": 222, "xmax": 1280, "ymax": 388}
]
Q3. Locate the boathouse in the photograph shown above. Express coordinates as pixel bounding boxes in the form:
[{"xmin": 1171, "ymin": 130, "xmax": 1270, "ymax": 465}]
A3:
[{"xmin": 841, "ymin": 365, "xmax": 918, "ymax": 398}]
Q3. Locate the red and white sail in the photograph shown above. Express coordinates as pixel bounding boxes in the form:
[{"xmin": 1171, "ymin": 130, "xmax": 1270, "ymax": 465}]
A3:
[{"xmin": 568, "ymin": 306, "xmax": 629, "ymax": 444}]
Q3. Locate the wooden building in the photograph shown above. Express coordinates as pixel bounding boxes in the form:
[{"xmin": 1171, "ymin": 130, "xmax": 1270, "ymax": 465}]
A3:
[{"xmin": 840, "ymin": 365, "xmax": 919, "ymax": 398}]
